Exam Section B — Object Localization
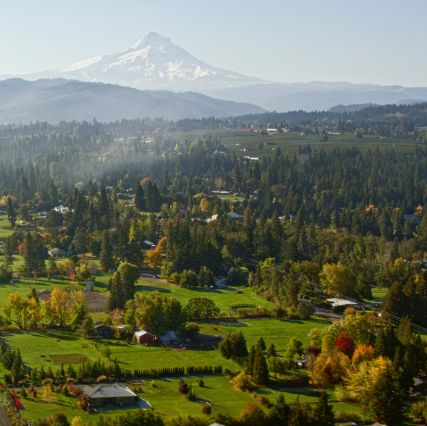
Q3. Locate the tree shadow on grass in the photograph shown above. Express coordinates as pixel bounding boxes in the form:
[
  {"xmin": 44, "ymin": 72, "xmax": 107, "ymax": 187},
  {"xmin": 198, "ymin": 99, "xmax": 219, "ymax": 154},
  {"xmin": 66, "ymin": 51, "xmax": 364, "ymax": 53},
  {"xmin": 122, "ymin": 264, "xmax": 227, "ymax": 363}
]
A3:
[
  {"xmin": 135, "ymin": 285, "xmax": 172, "ymax": 293},
  {"xmin": 253, "ymin": 388, "xmax": 275, "ymax": 395}
]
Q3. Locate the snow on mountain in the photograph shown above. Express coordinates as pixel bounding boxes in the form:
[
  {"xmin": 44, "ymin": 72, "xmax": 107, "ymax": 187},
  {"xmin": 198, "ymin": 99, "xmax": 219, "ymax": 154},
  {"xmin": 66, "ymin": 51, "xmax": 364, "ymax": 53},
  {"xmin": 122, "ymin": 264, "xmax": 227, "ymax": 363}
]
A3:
[{"xmin": 16, "ymin": 32, "xmax": 264, "ymax": 91}]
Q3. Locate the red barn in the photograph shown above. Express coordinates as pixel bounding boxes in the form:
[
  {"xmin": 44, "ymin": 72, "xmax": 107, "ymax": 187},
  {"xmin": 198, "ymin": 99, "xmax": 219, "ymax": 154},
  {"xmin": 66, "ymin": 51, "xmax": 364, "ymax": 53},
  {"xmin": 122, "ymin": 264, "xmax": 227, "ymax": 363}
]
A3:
[{"xmin": 134, "ymin": 330, "xmax": 154, "ymax": 344}]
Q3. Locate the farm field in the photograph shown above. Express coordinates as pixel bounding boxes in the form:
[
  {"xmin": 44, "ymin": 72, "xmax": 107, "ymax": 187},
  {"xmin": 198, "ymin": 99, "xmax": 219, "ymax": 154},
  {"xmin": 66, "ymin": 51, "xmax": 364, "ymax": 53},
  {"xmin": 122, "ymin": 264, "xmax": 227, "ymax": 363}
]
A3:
[
  {"xmin": 169, "ymin": 130, "xmax": 418, "ymax": 156},
  {"xmin": 197, "ymin": 318, "xmax": 329, "ymax": 350}
]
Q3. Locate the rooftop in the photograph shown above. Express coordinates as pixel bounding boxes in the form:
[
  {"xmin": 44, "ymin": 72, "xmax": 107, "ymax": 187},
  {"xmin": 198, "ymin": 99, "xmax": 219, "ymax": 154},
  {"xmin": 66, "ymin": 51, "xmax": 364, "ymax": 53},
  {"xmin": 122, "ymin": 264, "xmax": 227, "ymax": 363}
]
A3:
[{"xmin": 82, "ymin": 384, "xmax": 136, "ymax": 399}]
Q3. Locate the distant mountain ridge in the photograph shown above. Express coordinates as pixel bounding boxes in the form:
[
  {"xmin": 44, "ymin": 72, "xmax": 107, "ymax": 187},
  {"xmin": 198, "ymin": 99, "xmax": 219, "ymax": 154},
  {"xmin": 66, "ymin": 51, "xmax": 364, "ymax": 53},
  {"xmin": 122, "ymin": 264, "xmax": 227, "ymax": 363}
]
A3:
[
  {"xmin": 0, "ymin": 32, "xmax": 264, "ymax": 92},
  {"xmin": 0, "ymin": 79, "xmax": 265, "ymax": 124},
  {"xmin": 2, "ymin": 32, "xmax": 427, "ymax": 112}
]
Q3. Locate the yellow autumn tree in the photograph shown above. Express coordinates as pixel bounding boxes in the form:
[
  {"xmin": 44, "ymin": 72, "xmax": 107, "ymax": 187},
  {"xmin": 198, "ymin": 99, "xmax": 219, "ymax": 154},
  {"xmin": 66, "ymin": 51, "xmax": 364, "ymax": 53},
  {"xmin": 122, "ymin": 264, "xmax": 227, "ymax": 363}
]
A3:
[
  {"xmin": 352, "ymin": 344, "xmax": 375, "ymax": 367},
  {"xmin": 2, "ymin": 294, "xmax": 31, "ymax": 329},
  {"xmin": 44, "ymin": 288, "xmax": 71, "ymax": 326},
  {"xmin": 320, "ymin": 262, "xmax": 357, "ymax": 297},
  {"xmin": 312, "ymin": 351, "xmax": 351, "ymax": 385},
  {"xmin": 29, "ymin": 296, "xmax": 45, "ymax": 328},
  {"xmin": 144, "ymin": 237, "xmax": 167, "ymax": 269},
  {"xmin": 200, "ymin": 198, "xmax": 212, "ymax": 214},
  {"xmin": 70, "ymin": 417, "xmax": 83, "ymax": 426}
]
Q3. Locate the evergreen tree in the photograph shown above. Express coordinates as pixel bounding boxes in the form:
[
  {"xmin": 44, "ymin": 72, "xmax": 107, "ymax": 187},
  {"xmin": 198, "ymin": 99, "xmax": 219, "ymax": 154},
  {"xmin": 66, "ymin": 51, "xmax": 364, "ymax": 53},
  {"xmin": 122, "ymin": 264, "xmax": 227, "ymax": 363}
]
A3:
[
  {"xmin": 134, "ymin": 184, "xmax": 146, "ymax": 211},
  {"xmin": 100, "ymin": 230, "xmax": 113, "ymax": 272},
  {"xmin": 6, "ymin": 196, "xmax": 16, "ymax": 229},
  {"xmin": 67, "ymin": 242, "xmax": 75, "ymax": 258},
  {"xmin": 312, "ymin": 392, "xmax": 334, "ymax": 426},
  {"xmin": 256, "ymin": 337, "xmax": 266, "ymax": 352},
  {"xmin": 267, "ymin": 343, "xmax": 277, "ymax": 358},
  {"xmin": 246, "ymin": 345, "xmax": 256, "ymax": 376},
  {"xmin": 48, "ymin": 180, "xmax": 58, "ymax": 205},
  {"xmin": 22, "ymin": 231, "xmax": 34, "ymax": 274},
  {"xmin": 253, "ymin": 347, "xmax": 269, "ymax": 385},
  {"xmin": 269, "ymin": 394, "xmax": 291, "ymax": 426}
]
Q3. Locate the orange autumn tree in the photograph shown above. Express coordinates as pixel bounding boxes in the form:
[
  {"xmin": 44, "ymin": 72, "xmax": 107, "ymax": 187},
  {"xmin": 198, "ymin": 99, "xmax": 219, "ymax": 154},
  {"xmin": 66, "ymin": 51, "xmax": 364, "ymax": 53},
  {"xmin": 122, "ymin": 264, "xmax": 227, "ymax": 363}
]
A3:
[{"xmin": 352, "ymin": 344, "xmax": 375, "ymax": 367}]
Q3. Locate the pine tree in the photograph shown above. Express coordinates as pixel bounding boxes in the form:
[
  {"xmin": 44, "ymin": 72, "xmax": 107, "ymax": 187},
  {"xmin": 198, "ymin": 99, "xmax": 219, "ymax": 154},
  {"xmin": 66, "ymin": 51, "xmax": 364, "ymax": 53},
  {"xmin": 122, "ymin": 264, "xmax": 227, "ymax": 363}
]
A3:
[
  {"xmin": 22, "ymin": 231, "xmax": 34, "ymax": 274},
  {"xmin": 312, "ymin": 392, "xmax": 334, "ymax": 426},
  {"xmin": 6, "ymin": 196, "xmax": 16, "ymax": 229},
  {"xmin": 331, "ymin": 209, "xmax": 339, "ymax": 230},
  {"xmin": 134, "ymin": 184, "xmax": 146, "ymax": 211},
  {"xmin": 253, "ymin": 347, "xmax": 269, "ymax": 385},
  {"xmin": 100, "ymin": 230, "xmax": 112, "ymax": 272},
  {"xmin": 246, "ymin": 345, "xmax": 256, "ymax": 376},
  {"xmin": 67, "ymin": 242, "xmax": 75, "ymax": 258},
  {"xmin": 269, "ymin": 394, "xmax": 291, "ymax": 426},
  {"xmin": 267, "ymin": 343, "xmax": 276, "ymax": 358},
  {"xmin": 256, "ymin": 337, "xmax": 266, "ymax": 352}
]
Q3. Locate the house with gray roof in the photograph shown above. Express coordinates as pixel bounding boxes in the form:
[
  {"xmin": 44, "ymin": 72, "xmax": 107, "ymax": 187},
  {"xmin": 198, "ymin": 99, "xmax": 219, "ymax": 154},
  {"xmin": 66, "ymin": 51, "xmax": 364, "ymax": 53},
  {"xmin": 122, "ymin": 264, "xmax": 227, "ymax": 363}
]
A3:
[{"xmin": 82, "ymin": 384, "xmax": 137, "ymax": 406}]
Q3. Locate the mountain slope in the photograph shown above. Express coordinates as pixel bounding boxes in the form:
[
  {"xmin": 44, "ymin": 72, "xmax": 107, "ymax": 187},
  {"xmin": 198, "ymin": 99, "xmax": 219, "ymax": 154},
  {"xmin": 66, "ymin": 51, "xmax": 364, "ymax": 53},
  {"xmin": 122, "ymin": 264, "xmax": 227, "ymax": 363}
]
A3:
[
  {"xmin": 2, "ymin": 32, "xmax": 264, "ymax": 92},
  {"xmin": 0, "ymin": 79, "xmax": 265, "ymax": 124}
]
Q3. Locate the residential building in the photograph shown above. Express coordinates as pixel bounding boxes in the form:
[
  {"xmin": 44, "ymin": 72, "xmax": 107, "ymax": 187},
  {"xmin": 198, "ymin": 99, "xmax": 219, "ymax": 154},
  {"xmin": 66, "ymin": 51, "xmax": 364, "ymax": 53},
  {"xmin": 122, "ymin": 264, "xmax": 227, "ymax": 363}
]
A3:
[
  {"xmin": 134, "ymin": 330, "xmax": 155, "ymax": 344},
  {"xmin": 82, "ymin": 384, "xmax": 137, "ymax": 406}
]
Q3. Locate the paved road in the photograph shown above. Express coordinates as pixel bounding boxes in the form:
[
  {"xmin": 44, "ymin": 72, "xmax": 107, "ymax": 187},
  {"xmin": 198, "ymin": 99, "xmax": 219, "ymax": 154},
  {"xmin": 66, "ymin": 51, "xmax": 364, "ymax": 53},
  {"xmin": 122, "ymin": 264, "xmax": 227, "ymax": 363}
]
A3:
[{"xmin": 139, "ymin": 273, "xmax": 168, "ymax": 285}]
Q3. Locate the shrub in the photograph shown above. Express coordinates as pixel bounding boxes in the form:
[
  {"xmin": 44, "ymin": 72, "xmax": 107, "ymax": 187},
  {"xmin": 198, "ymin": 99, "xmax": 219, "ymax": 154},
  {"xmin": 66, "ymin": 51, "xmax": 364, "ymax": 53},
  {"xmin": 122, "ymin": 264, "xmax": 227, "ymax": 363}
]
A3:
[
  {"xmin": 258, "ymin": 395, "xmax": 270, "ymax": 408},
  {"xmin": 201, "ymin": 403, "xmax": 211, "ymax": 415},
  {"xmin": 72, "ymin": 386, "xmax": 84, "ymax": 398},
  {"xmin": 178, "ymin": 381, "xmax": 189, "ymax": 394},
  {"xmin": 231, "ymin": 372, "xmax": 254, "ymax": 391},
  {"xmin": 198, "ymin": 379, "xmax": 204, "ymax": 387},
  {"xmin": 186, "ymin": 387, "xmax": 196, "ymax": 401}
]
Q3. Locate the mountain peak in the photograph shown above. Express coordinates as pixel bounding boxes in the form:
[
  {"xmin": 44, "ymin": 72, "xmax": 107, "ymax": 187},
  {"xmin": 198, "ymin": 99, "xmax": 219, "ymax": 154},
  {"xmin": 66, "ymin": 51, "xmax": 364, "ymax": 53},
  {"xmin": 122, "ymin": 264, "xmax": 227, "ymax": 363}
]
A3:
[{"xmin": 129, "ymin": 32, "xmax": 172, "ymax": 51}]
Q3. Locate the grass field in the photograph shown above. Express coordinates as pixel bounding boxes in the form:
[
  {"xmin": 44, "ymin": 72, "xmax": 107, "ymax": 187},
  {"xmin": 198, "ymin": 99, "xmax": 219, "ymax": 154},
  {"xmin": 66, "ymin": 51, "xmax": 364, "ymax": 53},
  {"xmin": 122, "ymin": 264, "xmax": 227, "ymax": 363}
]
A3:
[
  {"xmin": 4, "ymin": 331, "xmax": 101, "ymax": 369},
  {"xmin": 168, "ymin": 130, "xmax": 418, "ymax": 157},
  {"xmin": 197, "ymin": 318, "xmax": 329, "ymax": 350},
  {"xmin": 19, "ymin": 375, "xmax": 362, "ymax": 424},
  {"xmin": 134, "ymin": 283, "xmax": 276, "ymax": 312}
]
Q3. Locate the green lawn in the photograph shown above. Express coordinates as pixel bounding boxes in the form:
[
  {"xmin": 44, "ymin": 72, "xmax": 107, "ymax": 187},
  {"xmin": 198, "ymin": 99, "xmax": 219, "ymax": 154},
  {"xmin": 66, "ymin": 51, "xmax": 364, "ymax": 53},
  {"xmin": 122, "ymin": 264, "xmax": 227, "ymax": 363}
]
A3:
[
  {"xmin": 197, "ymin": 318, "xmax": 329, "ymax": 350},
  {"xmin": 4, "ymin": 331, "xmax": 102, "ymax": 369},
  {"xmin": 19, "ymin": 376, "xmax": 362, "ymax": 424},
  {"xmin": 134, "ymin": 283, "xmax": 276, "ymax": 312}
]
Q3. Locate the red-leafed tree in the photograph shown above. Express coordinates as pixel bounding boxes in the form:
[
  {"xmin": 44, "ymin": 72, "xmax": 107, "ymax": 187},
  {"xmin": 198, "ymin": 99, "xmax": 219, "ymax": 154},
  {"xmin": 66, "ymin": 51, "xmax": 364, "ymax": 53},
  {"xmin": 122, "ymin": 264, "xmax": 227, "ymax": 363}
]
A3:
[{"xmin": 334, "ymin": 332, "xmax": 355, "ymax": 357}]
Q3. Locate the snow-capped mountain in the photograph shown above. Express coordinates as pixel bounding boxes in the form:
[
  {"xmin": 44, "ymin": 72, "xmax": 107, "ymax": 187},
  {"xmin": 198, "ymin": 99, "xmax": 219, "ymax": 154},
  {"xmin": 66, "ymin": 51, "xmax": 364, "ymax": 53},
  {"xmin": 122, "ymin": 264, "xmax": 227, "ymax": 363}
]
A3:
[{"xmin": 10, "ymin": 32, "xmax": 264, "ymax": 91}]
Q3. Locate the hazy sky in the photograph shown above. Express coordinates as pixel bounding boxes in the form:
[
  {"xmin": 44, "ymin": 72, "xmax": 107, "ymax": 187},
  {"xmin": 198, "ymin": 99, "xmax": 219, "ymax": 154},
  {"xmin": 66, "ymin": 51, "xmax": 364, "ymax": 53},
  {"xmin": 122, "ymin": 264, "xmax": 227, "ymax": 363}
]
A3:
[{"xmin": 0, "ymin": 0, "xmax": 425, "ymax": 87}]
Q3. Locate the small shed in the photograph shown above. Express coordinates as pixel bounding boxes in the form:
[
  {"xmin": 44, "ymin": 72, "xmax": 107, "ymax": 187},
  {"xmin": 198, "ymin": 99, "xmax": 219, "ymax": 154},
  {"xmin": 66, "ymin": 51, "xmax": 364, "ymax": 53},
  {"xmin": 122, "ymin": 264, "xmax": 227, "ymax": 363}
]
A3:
[
  {"xmin": 134, "ymin": 330, "xmax": 155, "ymax": 344},
  {"xmin": 86, "ymin": 281, "xmax": 95, "ymax": 291}
]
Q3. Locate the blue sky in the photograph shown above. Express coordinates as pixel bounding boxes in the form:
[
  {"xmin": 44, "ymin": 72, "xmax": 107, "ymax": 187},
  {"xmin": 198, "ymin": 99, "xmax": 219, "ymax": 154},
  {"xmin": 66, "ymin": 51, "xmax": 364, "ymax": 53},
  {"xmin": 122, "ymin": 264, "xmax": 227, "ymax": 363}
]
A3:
[{"xmin": 0, "ymin": 0, "xmax": 425, "ymax": 86}]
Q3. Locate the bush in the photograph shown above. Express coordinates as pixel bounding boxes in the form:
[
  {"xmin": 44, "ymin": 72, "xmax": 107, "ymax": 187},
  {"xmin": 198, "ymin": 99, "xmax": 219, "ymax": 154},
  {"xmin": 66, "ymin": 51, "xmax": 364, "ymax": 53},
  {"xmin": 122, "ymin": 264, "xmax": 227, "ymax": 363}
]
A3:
[
  {"xmin": 231, "ymin": 372, "xmax": 254, "ymax": 391},
  {"xmin": 198, "ymin": 379, "xmax": 204, "ymax": 387},
  {"xmin": 201, "ymin": 403, "xmax": 211, "ymax": 415},
  {"xmin": 258, "ymin": 395, "xmax": 270, "ymax": 408},
  {"xmin": 178, "ymin": 381, "xmax": 189, "ymax": 394},
  {"xmin": 186, "ymin": 387, "xmax": 196, "ymax": 401}
]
